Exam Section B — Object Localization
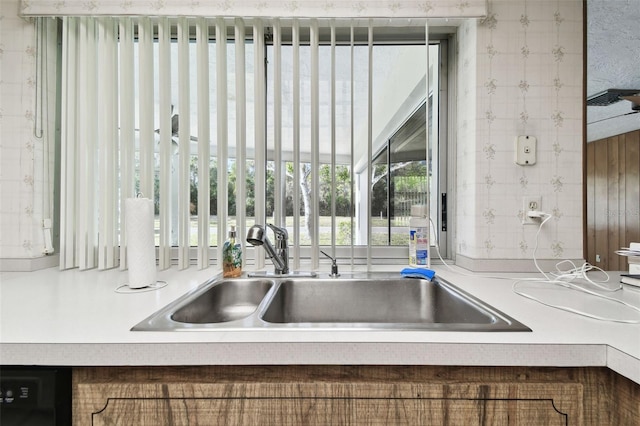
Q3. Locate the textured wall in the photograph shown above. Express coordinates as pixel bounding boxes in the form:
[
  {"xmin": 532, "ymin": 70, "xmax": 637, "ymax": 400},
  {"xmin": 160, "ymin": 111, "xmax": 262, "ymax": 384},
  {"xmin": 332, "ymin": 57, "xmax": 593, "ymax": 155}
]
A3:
[
  {"xmin": 456, "ymin": 0, "xmax": 584, "ymax": 265},
  {"xmin": 1, "ymin": 3, "xmax": 38, "ymax": 260},
  {"xmin": 0, "ymin": 1, "xmax": 57, "ymax": 267}
]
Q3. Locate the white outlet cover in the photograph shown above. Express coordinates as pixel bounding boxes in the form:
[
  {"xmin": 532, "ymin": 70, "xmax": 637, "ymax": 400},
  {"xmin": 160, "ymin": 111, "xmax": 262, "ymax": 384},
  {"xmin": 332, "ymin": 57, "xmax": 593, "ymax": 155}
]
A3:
[
  {"xmin": 522, "ymin": 196, "xmax": 541, "ymax": 225},
  {"xmin": 515, "ymin": 135, "xmax": 537, "ymax": 166}
]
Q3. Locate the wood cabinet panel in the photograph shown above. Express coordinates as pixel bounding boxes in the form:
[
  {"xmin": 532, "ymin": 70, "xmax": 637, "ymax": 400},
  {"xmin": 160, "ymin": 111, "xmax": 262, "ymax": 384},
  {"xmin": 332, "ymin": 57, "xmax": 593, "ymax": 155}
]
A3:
[
  {"xmin": 586, "ymin": 140, "xmax": 595, "ymax": 267},
  {"xmin": 83, "ymin": 383, "xmax": 576, "ymax": 425},
  {"xmin": 586, "ymin": 129, "xmax": 640, "ymax": 269},
  {"xmin": 73, "ymin": 366, "xmax": 612, "ymax": 425},
  {"xmin": 89, "ymin": 395, "xmax": 573, "ymax": 425}
]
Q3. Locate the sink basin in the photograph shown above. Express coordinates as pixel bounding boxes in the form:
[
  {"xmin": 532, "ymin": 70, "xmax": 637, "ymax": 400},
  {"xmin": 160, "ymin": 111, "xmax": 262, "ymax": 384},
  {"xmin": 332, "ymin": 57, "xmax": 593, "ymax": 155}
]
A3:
[
  {"xmin": 132, "ymin": 274, "xmax": 530, "ymax": 332},
  {"xmin": 131, "ymin": 278, "xmax": 274, "ymax": 330},
  {"xmin": 261, "ymin": 279, "xmax": 496, "ymax": 325},
  {"xmin": 172, "ymin": 279, "xmax": 273, "ymax": 323}
]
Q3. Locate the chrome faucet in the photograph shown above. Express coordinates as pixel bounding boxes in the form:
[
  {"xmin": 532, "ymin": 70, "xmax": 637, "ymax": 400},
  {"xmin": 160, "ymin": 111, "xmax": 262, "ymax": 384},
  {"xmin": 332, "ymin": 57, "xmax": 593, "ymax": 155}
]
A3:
[{"xmin": 246, "ymin": 224, "xmax": 289, "ymax": 275}]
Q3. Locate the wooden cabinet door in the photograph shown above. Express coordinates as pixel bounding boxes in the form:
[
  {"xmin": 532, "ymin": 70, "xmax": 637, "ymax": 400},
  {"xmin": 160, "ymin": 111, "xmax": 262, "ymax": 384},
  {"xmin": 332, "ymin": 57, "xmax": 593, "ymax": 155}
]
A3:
[{"xmin": 77, "ymin": 381, "xmax": 580, "ymax": 425}]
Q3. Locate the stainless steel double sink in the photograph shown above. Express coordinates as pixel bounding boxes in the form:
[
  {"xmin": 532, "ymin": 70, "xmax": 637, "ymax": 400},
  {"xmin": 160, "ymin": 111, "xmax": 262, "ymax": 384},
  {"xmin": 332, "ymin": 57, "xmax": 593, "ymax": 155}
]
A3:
[{"xmin": 132, "ymin": 274, "xmax": 531, "ymax": 332}]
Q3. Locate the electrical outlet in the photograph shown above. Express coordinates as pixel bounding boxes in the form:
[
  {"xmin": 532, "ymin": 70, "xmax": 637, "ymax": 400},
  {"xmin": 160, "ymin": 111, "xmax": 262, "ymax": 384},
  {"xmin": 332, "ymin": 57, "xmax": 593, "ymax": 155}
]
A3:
[{"xmin": 522, "ymin": 196, "xmax": 541, "ymax": 224}]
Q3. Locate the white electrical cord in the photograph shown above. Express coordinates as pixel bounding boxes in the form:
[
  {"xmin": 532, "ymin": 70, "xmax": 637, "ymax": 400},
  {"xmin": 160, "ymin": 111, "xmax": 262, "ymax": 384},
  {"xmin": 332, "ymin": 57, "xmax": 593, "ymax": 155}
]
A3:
[{"xmin": 430, "ymin": 216, "xmax": 640, "ymax": 324}]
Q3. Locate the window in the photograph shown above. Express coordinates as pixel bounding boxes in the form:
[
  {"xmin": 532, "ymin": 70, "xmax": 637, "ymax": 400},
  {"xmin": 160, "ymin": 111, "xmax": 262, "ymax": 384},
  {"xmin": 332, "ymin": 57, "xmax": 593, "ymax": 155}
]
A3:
[
  {"xmin": 56, "ymin": 18, "xmax": 449, "ymax": 270},
  {"xmin": 263, "ymin": 33, "xmax": 447, "ymax": 257}
]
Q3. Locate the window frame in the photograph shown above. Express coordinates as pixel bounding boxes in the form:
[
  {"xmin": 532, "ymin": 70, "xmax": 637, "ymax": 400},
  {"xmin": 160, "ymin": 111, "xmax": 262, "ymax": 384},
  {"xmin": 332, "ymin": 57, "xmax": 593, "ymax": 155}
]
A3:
[{"xmin": 262, "ymin": 33, "xmax": 451, "ymax": 263}]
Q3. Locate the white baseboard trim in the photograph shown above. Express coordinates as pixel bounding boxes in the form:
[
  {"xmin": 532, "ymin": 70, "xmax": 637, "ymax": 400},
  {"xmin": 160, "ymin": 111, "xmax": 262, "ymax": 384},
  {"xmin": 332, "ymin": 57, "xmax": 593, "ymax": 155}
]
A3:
[
  {"xmin": 454, "ymin": 254, "xmax": 586, "ymax": 273},
  {"xmin": 0, "ymin": 254, "xmax": 59, "ymax": 272}
]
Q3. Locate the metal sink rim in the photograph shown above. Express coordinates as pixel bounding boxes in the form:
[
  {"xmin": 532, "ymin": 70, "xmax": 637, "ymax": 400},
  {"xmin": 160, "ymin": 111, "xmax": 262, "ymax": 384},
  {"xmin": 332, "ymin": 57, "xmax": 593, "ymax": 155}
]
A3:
[{"xmin": 131, "ymin": 273, "xmax": 531, "ymax": 332}]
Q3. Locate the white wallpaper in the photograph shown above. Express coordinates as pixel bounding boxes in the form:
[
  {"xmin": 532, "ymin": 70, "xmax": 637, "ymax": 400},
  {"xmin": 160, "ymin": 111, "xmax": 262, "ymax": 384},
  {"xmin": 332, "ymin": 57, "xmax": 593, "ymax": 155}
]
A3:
[
  {"xmin": 1, "ymin": 0, "xmax": 585, "ymax": 269},
  {"xmin": 456, "ymin": 0, "xmax": 583, "ymax": 263},
  {"xmin": 1, "ymin": 5, "xmax": 37, "ymax": 260},
  {"xmin": 0, "ymin": 2, "xmax": 57, "ymax": 266}
]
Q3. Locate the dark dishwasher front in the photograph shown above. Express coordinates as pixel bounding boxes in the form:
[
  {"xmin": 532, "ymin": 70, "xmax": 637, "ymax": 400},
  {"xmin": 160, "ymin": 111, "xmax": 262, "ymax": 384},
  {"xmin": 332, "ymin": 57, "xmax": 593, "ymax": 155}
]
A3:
[{"xmin": 0, "ymin": 366, "xmax": 71, "ymax": 426}]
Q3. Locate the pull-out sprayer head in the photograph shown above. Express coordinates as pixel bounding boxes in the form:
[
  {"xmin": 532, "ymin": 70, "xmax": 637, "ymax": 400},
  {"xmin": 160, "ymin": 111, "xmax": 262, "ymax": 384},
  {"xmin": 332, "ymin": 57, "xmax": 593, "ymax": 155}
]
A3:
[
  {"xmin": 246, "ymin": 225, "xmax": 265, "ymax": 246},
  {"xmin": 246, "ymin": 224, "xmax": 289, "ymax": 274}
]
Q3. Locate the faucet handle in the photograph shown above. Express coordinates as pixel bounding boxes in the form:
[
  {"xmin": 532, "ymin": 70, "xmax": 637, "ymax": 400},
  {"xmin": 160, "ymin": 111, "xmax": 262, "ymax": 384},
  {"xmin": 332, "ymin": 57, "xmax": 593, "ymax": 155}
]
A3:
[
  {"xmin": 320, "ymin": 251, "xmax": 340, "ymax": 277},
  {"xmin": 266, "ymin": 223, "xmax": 288, "ymax": 241}
]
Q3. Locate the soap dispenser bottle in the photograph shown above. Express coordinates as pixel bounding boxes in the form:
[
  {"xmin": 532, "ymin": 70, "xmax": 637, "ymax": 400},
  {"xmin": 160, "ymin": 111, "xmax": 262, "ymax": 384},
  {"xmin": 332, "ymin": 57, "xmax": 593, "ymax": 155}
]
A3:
[{"xmin": 223, "ymin": 225, "xmax": 242, "ymax": 278}]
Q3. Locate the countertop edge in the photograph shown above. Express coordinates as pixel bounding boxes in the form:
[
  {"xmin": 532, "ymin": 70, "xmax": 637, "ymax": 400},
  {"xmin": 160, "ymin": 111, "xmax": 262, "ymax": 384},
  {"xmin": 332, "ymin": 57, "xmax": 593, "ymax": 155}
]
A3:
[
  {"xmin": 606, "ymin": 345, "xmax": 640, "ymax": 383},
  {"xmin": 3, "ymin": 341, "xmax": 631, "ymax": 380}
]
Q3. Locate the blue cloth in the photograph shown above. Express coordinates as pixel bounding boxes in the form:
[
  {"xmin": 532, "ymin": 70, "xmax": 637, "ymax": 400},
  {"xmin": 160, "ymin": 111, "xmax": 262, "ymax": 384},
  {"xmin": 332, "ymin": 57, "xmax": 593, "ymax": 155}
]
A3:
[{"xmin": 401, "ymin": 267, "xmax": 436, "ymax": 280}]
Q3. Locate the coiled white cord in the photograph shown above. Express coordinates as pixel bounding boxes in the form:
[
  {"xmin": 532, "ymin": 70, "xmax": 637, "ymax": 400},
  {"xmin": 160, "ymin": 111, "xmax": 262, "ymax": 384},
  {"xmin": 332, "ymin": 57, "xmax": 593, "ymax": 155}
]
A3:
[{"xmin": 430, "ymin": 216, "xmax": 640, "ymax": 324}]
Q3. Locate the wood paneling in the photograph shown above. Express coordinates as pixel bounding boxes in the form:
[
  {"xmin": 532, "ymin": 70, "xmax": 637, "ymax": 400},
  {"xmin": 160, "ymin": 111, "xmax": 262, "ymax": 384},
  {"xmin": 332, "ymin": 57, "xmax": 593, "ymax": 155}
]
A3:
[
  {"xmin": 73, "ymin": 366, "xmax": 640, "ymax": 426},
  {"xmin": 586, "ymin": 129, "xmax": 640, "ymax": 270}
]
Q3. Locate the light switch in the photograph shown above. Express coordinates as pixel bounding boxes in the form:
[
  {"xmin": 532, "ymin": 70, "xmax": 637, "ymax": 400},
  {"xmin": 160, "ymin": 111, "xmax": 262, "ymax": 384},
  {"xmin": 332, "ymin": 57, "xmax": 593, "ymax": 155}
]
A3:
[{"xmin": 515, "ymin": 135, "xmax": 536, "ymax": 166}]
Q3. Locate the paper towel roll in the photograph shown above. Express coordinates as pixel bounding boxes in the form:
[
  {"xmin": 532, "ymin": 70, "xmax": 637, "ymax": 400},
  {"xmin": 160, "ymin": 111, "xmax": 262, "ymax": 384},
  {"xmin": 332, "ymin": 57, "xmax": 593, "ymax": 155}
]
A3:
[{"xmin": 125, "ymin": 197, "xmax": 157, "ymax": 289}]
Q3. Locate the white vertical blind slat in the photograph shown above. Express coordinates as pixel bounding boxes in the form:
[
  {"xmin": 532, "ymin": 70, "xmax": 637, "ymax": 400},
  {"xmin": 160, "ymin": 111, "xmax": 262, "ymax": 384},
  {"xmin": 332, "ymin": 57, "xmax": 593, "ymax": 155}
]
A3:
[
  {"xmin": 138, "ymin": 18, "xmax": 155, "ymax": 203},
  {"xmin": 273, "ymin": 19, "xmax": 283, "ymax": 228},
  {"xmin": 235, "ymin": 18, "xmax": 247, "ymax": 266},
  {"xmin": 107, "ymin": 17, "xmax": 119, "ymax": 269},
  {"xmin": 349, "ymin": 23, "xmax": 355, "ymax": 267},
  {"xmin": 177, "ymin": 17, "xmax": 191, "ymax": 269},
  {"xmin": 119, "ymin": 17, "xmax": 135, "ymax": 270},
  {"xmin": 216, "ymin": 17, "xmax": 228, "ymax": 264},
  {"xmin": 59, "ymin": 17, "xmax": 77, "ymax": 270},
  {"xmin": 158, "ymin": 17, "xmax": 172, "ymax": 270},
  {"xmin": 253, "ymin": 20, "xmax": 266, "ymax": 270},
  {"xmin": 292, "ymin": 19, "xmax": 300, "ymax": 270},
  {"xmin": 76, "ymin": 17, "xmax": 87, "ymax": 269},
  {"xmin": 329, "ymin": 20, "xmax": 336, "ymax": 253},
  {"xmin": 78, "ymin": 17, "xmax": 97, "ymax": 270},
  {"xmin": 310, "ymin": 19, "xmax": 319, "ymax": 270},
  {"xmin": 137, "ymin": 18, "xmax": 155, "ymax": 272},
  {"xmin": 196, "ymin": 17, "xmax": 210, "ymax": 269},
  {"xmin": 366, "ymin": 21, "xmax": 373, "ymax": 270},
  {"xmin": 97, "ymin": 17, "xmax": 118, "ymax": 270},
  {"xmin": 425, "ymin": 21, "xmax": 431, "ymax": 268},
  {"xmin": 86, "ymin": 18, "xmax": 98, "ymax": 270}
]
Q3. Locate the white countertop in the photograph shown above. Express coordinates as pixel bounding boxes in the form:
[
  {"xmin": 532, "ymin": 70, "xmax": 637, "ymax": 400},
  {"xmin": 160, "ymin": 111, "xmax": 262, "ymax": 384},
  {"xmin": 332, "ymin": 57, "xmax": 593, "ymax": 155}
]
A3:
[{"xmin": 1, "ymin": 264, "xmax": 639, "ymax": 384}]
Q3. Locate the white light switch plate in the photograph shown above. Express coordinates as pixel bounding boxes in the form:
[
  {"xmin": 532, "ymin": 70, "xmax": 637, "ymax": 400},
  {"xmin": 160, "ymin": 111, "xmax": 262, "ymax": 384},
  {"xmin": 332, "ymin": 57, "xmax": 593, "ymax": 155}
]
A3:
[{"xmin": 515, "ymin": 135, "xmax": 536, "ymax": 166}]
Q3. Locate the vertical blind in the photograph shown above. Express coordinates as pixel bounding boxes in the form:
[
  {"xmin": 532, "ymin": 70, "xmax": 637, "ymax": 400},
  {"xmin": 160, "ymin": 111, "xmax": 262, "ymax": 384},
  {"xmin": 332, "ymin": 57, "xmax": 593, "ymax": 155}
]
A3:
[{"xmin": 58, "ymin": 17, "xmax": 431, "ymax": 271}]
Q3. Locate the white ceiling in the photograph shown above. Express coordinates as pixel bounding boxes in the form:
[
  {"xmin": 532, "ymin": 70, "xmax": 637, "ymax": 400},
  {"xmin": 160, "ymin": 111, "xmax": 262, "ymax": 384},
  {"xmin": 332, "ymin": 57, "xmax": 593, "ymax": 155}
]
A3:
[{"xmin": 587, "ymin": 0, "xmax": 640, "ymax": 142}]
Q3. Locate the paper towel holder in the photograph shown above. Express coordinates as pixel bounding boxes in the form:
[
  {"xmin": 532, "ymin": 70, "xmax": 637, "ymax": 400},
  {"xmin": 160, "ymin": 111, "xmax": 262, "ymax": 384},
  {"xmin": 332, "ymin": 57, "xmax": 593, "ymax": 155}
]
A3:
[{"xmin": 115, "ymin": 280, "xmax": 168, "ymax": 294}]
